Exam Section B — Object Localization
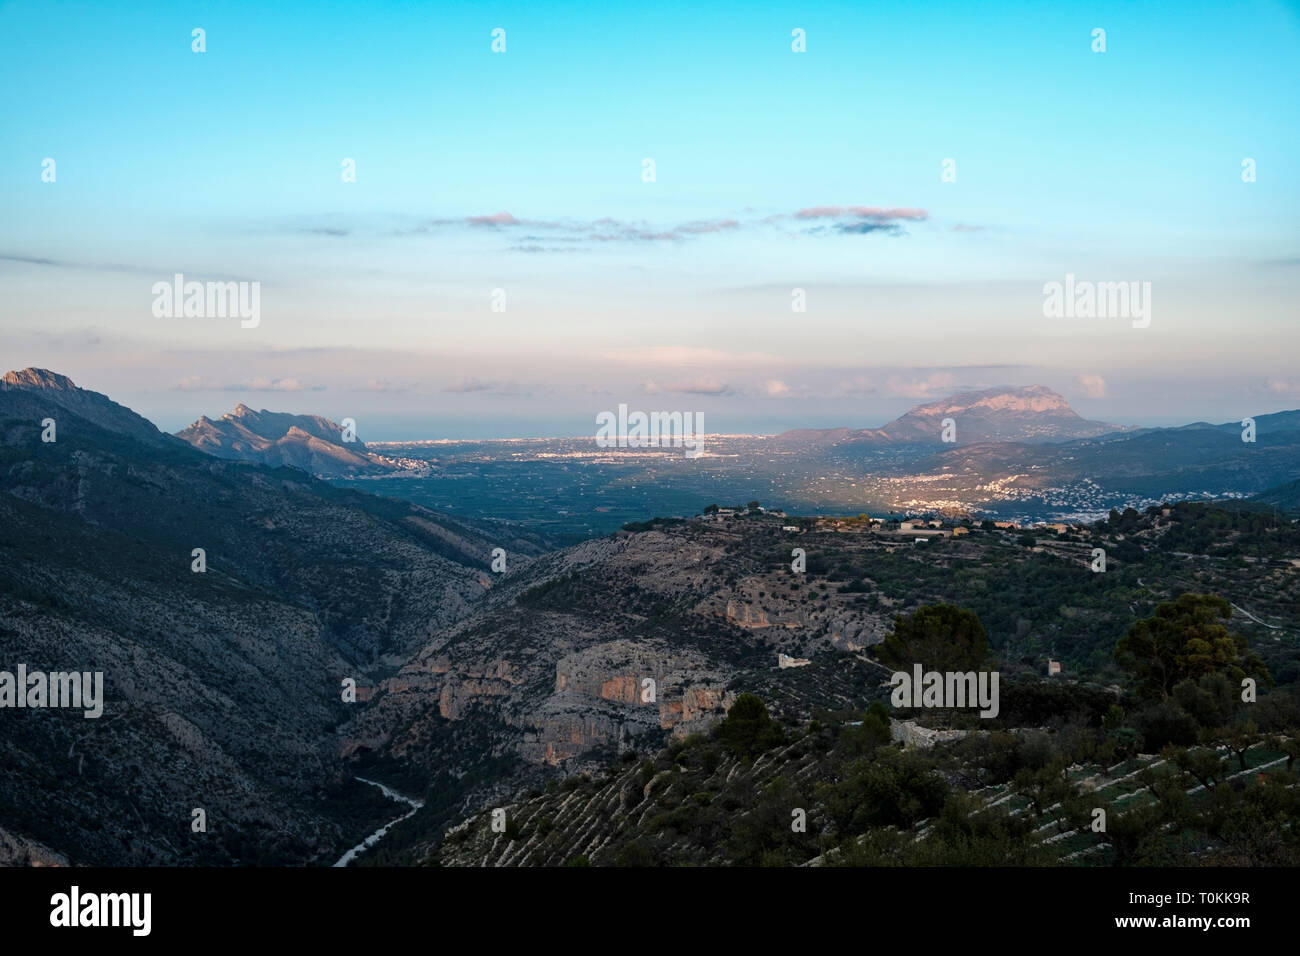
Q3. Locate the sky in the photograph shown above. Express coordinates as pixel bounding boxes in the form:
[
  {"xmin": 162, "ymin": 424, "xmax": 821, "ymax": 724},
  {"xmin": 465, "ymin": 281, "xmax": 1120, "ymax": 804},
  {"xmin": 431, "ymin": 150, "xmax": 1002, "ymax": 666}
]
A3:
[{"xmin": 2, "ymin": 0, "xmax": 1298, "ymax": 439}]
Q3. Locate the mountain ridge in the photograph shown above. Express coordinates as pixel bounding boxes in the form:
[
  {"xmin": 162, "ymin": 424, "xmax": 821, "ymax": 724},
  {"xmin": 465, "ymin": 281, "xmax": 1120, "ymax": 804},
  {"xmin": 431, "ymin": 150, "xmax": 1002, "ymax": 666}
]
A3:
[
  {"xmin": 174, "ymin": 402, "xmax": 398, "ymax": 476},
  {"xmin": 771, "ymin": 384, "xmax": 1124, "ymax": 449}
]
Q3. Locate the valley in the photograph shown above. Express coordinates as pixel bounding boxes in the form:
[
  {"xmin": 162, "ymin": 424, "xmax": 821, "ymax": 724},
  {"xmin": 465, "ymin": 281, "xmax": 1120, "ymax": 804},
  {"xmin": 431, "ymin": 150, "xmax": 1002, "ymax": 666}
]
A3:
[{"xmin": 2, "ymin": 368, "xmax": 1298, "ymax": 867}]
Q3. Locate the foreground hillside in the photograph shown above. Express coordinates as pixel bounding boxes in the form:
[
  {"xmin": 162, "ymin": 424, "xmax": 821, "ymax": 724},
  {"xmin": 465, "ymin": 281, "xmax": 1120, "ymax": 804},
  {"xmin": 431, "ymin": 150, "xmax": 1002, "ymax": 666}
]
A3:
[
  {"xmin": 437, "ymin": 686, "xmax": 1299, "ymax": 867},
  {"xmin": 344, "ymin": 501, "xmax": 1300, "ymax": 864}
]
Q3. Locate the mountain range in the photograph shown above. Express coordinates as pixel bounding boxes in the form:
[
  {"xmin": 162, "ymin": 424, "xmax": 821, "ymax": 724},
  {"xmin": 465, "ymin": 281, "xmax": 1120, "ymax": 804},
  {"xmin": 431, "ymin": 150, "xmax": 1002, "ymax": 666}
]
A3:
[
  {"xmin": 2, "ymin": 368, "xmax": 1298, "ymax": 866},
  {"xmin": 0, "ymin": 368, "xmax": 547, "ymax": 864}
]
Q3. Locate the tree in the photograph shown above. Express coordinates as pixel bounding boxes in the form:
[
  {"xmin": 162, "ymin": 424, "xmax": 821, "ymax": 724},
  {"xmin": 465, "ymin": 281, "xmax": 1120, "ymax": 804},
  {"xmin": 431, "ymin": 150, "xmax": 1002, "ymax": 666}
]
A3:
[
  {"xmin": 717, "ymin": 693, "xmax": 784, "ymax": 758},
  {"xmin": 877, "ymin": 604, "xmax": 989, "ymax": 673},
  {"xmin": 839, "ymin": 701, "xmax": 892, "ymax": 757},
  {"xmin": 820, "ymin": 748, "xmax": 948, "ymax": 833},
  {"xmin": 1171, "ymin": 745, "xmax": 1226, "ymax": 791},
  {"xmin": 1013, "ymin": 759, "xmax": 1072, "ymax": 832},
  {"xmin": 1280, "ymin": 732, "xmax": 1300, "ymax": 772},
  {"xmin": 1114, "ymin": 594, "xmax": 1268, "ymax": 700},
  {"xmin": 1213, "ymin": 721, "xmax": 1260, "ymax": 773}
]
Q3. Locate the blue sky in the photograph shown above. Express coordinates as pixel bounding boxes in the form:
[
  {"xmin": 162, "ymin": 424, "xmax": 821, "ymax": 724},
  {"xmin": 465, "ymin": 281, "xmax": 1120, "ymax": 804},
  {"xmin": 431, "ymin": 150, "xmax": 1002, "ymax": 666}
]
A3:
[{"xmin": 2, "ymin": 0, "xmax": 1298, "ymax": 438}]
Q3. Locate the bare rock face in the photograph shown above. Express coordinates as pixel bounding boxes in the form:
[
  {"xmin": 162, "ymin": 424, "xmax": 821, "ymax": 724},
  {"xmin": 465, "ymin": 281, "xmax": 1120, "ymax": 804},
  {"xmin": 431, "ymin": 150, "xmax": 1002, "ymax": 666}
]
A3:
[
  {"xmin": 772, "ymin": 383, "xmax": 1123, "ymax": 449},
  {"xmin": 890, "ymin": 719, "xmax": 968, "ymax": 749},
  {"xmin": 341, "ymin": 514, "xmax": 892, "ymax": 850},
  {"xmin": 174, "ymin": 404, "xmax": 399, "ymax": 476},
  {"xmin": 825, "ymin": 611, "xmax": 887, "ymax": 651},
  {"xmin": 0, "ymin": 826, "xmax": 69, "ymax": 867},
  {"xmin": 436, "ymin": 661, "xmax": 520, "ymax": 720},
  {"xmin": 2, "ymin": 367, "xmax": 175, "ymax": 448}
]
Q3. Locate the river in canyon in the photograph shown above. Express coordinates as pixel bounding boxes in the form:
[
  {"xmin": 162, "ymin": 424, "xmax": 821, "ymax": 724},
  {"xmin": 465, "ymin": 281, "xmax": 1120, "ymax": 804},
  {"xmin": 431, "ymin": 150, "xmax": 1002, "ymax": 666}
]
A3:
[{"xmin": 333, "ymin": 776, "xmax": 423, "ymax": 867}]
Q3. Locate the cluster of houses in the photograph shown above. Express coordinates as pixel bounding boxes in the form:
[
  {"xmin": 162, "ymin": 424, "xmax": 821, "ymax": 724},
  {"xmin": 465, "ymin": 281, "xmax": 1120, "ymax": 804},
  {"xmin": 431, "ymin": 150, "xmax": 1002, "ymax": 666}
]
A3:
[
  {"xmin": 807, "ymin": 516, "xmax": 1084, "ymax": 541},
  {"xmin": 701, "ymin": 505, "xmax": 787, "ymax": 522},
  {"xmin": 695, "ymin": 505, "xmax": 1087, "ymax": 545}
]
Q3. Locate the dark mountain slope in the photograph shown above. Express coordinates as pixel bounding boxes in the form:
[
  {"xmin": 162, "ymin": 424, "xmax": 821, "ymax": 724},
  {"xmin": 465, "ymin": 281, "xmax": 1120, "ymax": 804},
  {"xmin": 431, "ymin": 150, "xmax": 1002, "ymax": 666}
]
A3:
[{"xmin": 0, "ymin": 370, "xmax": 551, "ymax": 864}]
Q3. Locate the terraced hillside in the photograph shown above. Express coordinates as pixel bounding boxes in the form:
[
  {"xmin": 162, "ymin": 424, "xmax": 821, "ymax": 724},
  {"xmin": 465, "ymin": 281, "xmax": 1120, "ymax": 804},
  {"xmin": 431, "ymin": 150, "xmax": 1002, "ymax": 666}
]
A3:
[{"xmin": 437, "ymin": 694, "xmax": 1300, "ymax": 867}]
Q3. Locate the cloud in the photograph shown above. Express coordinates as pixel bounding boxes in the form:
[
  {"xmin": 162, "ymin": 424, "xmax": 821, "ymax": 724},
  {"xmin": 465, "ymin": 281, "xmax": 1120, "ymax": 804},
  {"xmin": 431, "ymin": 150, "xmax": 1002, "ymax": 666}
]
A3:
[
  {"xmin": 0, "ymin": 252, "xmax": 255, "ymax": 279},
  {"xmin": 885, "ymin": 372, "xmax": 956, "ymax": 399},
  {"xmin": 0, "ymin": 253, "xmax": 63, "ymax": 267},
  {"xmin": 442, "ymin": 378, "xmax": 534, "ymax": 396},
  {"xmin": 642, "ymin": 377, "xmax": 735, "ymax": 396},
  {"xmin": 364, "ymin": 378, "xmax": 410, "ymax": 394},
  {"xmin": 833, "ymin": 220, "xmax": 906, "ymax": 235},
  {"xmin": 1266, "ymin": 378, "xmax": 1300, "ymax": 396},
  {"xmin": 248, "ymin": 378, "xmax": 307, "ymax": 392},
  {"xmin": 1076, "ymin": 373, "xmax": 1108, "ymax": 398},
  {"xmin": 835, "ymin": 375, "xmax": 876, "ymax": 397},
  {"xmin": 467, "ymin": 211, "xmax": 520, "ymax": 226},
  {"xmin": 600, "ymin": 346, "xmax": 788, "ymax": 369},
  {"xmin": 384, "ymin": 204, "xmax": 923, "ymax": 247},
  {"xmin": 444, "ymin": 378, "xmax": 496, "ymax": 393},
  {"xmin": 782, "ymin": 206, "xmax": 929, "ymax": 238},
  {"xmin": 586, "ymin": 218, "xmax": 741, "ymax": 242},
  {"xmin": 763, "ymin": 379, "xmax": 791, "ymax": 397},
  {"xmin": 793, "ymin": 206, "xmax": 928, "ymax": 221},
  {"xmin": 173, "ymin": 377, "xmax": 319, "ymax": 392}
]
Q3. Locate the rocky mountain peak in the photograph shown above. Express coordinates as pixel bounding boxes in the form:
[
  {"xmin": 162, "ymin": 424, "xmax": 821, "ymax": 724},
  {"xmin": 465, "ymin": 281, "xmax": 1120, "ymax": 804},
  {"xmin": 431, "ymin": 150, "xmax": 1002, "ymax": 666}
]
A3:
[
  {"xmin": 2, "ymin": 367, "xmax": 79, "ymax": 390},
  {"xmin": 908, "ymin": 385, "xmax": 1076, "ymax": 419}
]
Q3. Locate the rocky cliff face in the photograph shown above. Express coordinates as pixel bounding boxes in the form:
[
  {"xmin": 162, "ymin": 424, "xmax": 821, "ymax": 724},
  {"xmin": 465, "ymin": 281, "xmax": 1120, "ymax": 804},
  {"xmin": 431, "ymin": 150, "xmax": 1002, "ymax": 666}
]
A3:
[
  {"xmin": 338, "ymin": 515, "xmax": 901, "ymax": 863},
  {"xmin": 174, "ymin": 403, "xmax": 404, "ymax": 476},
  {"xmin": 2, "ymin": 368, "xmax": 178, "ymax": 448}
]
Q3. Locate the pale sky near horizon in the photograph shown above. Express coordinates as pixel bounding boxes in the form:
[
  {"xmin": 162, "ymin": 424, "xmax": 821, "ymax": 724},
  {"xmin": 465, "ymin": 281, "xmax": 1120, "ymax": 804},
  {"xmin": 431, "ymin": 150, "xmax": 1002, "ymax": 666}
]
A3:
[{"xmin": 2, "ymin": 0, "xmax": 1298, "ymax": 439}]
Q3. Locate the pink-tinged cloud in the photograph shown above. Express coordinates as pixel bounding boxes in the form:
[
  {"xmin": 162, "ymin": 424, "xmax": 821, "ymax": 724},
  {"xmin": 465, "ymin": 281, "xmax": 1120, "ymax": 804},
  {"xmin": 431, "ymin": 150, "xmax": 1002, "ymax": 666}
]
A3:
[
  {"xmin": 467, "ymin": 211, "xmax": 520, "ymax": 226},
  {"xmin": 1076, "ymin": 373, "xmax": 1108, "ymax": 398},
  {"xmin": 675, "ymin": 219, "xmax": 741, "ymax": 235},
  {"xmin": 794, "ymin": 206, "xmax": 928, "ymax": 221},
  {"xmin": 886, "ymin": 372, "xmax": 956, "ymax": 399}
]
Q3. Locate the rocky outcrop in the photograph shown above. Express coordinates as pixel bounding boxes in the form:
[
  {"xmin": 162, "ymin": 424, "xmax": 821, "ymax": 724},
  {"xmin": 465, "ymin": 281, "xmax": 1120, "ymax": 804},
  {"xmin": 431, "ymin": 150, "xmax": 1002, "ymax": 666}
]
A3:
[{"xmin": 890, "ymin": 719, "xmax": 968, "ymax": 749}]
